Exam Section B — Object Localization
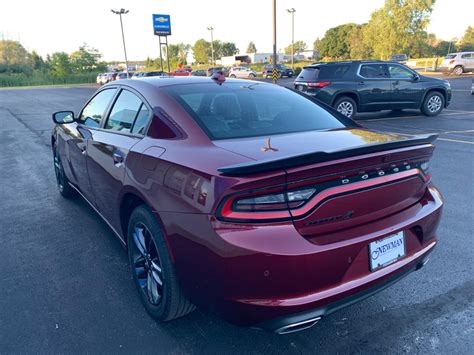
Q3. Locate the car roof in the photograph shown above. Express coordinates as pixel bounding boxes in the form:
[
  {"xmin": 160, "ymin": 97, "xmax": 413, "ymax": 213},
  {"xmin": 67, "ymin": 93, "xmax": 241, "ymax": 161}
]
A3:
[
  {"xmin": 109, "ymin": 76, "xmax": 266, "ymax": 88},
  {"xmin": 304, "ymin": 60, "xmax": 407, "ymax": 68}
]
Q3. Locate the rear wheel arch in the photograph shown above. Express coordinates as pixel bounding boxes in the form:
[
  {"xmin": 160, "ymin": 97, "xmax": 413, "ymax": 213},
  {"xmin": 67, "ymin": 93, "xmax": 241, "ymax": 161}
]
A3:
[
  {"xmin": 120, "ymin": 192, "xmax": 149, "ymax": 244},
  {"xmin": 331, "ymin": 92, "xmax": 360, "ymax": 108}
]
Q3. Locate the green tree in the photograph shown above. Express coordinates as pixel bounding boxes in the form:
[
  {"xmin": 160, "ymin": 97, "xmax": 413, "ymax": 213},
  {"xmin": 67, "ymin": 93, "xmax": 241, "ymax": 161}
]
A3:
[
  {"xmin": 363, "ymin": 0, "xmax": 436, "ymax": 59},
  {"xmin": 246, "ymin": 42, "xmax": 257, "ymax": 53},
  {"xmin": 193, "ymin": 39, "xmax": 211, "ymax": 63},
  {"xmin": 284, "ymin": 40, "xmax": 307, "ymax": 55},
  {"xmin": 70, "ymin": 43, "xmax": 103, "ymax": 73},
  {"xmin": 459, "ymin": 26, "xmax": 474, "ymax": 51},
  {"xmin": 0, "ymin": 40, "xmax": 30, "ymax": 73},
  {"xmin": 433, "ymin": 40, "xmax": 454, "ymax": 56},
  {"xmin": 29, "ymin": 50, "xmax": 46, "ymax": 71},
  {"xmin": 320, "ymin": 24, "xmax": 357, "ymax": 58},
  {"xmin": 220, "ymin": 42, "xmax": 239, "ymax": 57},
  {"xmin": 49, "ymin": 52, "xmax": 71, "ymax": 77},
  {"xmin": 348, "ymin": 25, "xmax": 372, "ymax": 59}
]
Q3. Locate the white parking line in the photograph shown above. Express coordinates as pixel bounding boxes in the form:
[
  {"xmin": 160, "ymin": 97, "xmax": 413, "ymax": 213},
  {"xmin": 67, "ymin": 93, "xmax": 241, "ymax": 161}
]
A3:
[
  {"xmin": 361, "ymin": 112, "xmax": 472, "ymax": 122},
  {"xmin": 437, "ymin": 138, "xmax": 474, "ymax": 145}
]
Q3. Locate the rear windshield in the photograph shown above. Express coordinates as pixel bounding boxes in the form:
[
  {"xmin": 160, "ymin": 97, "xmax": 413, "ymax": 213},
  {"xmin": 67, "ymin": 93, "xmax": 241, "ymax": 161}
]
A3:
[
  {"xmin": 162, "ymin": 82, "xmax": 347, "ymax": 140},
  {"xmin": 297, "ymin": 65, "xmax": 350, "ymax": 81},
  {"xmin": 391, "ymin": 55, "xmax": 407, "ymax": 60},
  {"xmin": 444, "ymin": 54, "xmax": 456, "ymax": 59}
]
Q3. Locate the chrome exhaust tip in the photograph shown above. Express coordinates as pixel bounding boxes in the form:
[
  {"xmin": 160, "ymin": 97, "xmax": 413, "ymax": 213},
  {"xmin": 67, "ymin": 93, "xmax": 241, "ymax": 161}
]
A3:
[{"xmin": 275, "ymin": 316, "xmax": 321, "ymax": 334}]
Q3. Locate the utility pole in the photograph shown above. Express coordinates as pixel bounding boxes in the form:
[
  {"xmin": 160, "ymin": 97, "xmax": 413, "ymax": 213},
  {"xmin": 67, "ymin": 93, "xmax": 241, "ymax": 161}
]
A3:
[
  {"xmin": 207, "ymin": 27, "xmax": 215, "ymax": 65},
  {"xmin": 111, "ymin": 9, "xmax": 130, "ymax": 78},
  {"xmin": 272, "ymin": 0, "xmax": 277, "ymax": 83},
  {"xmin": 287, "ymin": 8, "xmax": 295, "ymax": 69}
]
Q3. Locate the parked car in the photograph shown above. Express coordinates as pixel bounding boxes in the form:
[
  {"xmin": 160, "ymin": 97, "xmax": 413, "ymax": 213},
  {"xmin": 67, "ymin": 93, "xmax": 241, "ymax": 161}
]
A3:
[
  {"xmin": 103, "ymin": 72, "xmax": 118, "ymax": 83},
  {"xmin": 228, "ymin": 66, "xmax": 257, "ymax": 79},
  {"xmin": 169, "ymin": 69, "xmax": 191, "ymax": 76},
  {"xmin": 51, "ymin": 76, "xmax": 443, "ymax": 333},
  {"xmin": 143, "ymin": 71, "xmax": 169, "ymax": 78},
  {"xmin": 440, "ymin": 52, "xmax": 474, "ymax": 75},
  {"xmin": 190, "ymin": 69, "xmax": 207, "ymax": 76},
  {"xmin": 96, "ymin": 73, "xmax": 106, "ymax": 85},
  {"xmin": 262, "ymin": 64, "xmax": 294, "ymax": 78},
  {"xmin": 116, "ymin": 72, "xmax": 134, "ymax": 80},
  {"xmin": 207, "ymin": 67, "xmax": 230, "ymax": 77},
  {"xmin": 294, "ymin": 61, "xmax": 451, "ymax": 118},
  {"xmin": 390, "ymin": 54, "xmax": 408, "ymax": 64}
]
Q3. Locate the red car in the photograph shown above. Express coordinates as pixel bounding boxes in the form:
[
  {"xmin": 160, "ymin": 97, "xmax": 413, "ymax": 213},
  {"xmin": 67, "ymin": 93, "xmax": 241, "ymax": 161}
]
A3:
[
  {"xmin": 51, "ymin": 76, "xmax": 443, "ymax": 333},
  {"xmin": 169, "ymin": 69, "xmax": 191, "ymax": 76}
]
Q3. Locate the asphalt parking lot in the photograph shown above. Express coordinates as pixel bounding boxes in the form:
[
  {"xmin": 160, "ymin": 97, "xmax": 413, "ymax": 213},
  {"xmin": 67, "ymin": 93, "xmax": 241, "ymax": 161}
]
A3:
[{"xmin": 0, "ymin": 76, "xmax": 473, "ymax": 353}]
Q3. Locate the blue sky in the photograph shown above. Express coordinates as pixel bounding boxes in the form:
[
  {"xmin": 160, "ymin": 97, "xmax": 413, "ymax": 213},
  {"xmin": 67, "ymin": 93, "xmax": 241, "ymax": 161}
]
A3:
[{"xmin": 1, "ymin": 0, "xmax": 472, "ymax": 61}]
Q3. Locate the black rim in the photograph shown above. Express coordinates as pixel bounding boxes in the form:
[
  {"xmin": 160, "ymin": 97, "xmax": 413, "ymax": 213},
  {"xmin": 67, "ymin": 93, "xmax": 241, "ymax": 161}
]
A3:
[
  {"xmin": 53, "ymin": 150, "xmax": 64, "ymax": 193},
  {"xmin": 130, "ymin": 223, "xmax": 164, "ymax": 305}
]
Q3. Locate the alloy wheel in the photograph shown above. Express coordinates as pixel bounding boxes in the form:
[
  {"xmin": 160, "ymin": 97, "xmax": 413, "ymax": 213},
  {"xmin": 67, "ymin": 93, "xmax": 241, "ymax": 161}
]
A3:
[
  {"xmin": 453, "ymin": 66, "xmax": 463, "ymax": 76},
  {"xmin": 427, "ymin": 95, "xmax": 442, "ymax": 113},
  {"xmin": 130, "ymin": 223, "xmax": 164, "ymax": 305},
  {"xmin": 336, "ymin": 101, "xmax": 354, "ymax": 117}
]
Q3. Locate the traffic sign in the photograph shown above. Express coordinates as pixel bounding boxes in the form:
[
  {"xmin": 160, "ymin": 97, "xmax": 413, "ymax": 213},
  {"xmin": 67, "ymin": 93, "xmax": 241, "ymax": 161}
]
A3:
[
  {"xmin": 272, "ymin": 68, "xmax": 279, "ymax": 83},
  {"xmin": 153, "ymin": 14, "xmax": 171, "ymax": 36}
]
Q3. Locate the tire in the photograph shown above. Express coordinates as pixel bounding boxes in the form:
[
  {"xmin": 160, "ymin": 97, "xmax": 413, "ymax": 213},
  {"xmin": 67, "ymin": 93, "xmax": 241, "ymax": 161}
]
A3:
[
  {"xmin": 229, "ymin": 74, "xmax": 236, "ymax": 78},
  {"xmin": 333, "ymin": 96, "xmax": 357, "ymax": 119},
  {"xmin": 421, "ymin": 91, "xmax": 444, "ymax": 116},
  {"xmin": 127, "ymin": 205, "xmax": 195, "ymax": 322},
  {"xmin": 53, "ymin": 142, "xmax": 76, "ymax": 198},
  {"xmin": 249, "ymin": 73, "xmax": 256, "ymax": 79},
  {"xmin": 452, "ymin": 66, "xmax": 463, "ymax": 76}
]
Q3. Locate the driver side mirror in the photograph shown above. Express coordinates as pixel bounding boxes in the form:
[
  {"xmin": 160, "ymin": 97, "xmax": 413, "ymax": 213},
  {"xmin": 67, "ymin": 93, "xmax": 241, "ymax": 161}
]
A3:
[
  {"xmin": 52, "ymin": 111, "xmax": 75, "ymax": 124},
  {"xmin": 413, "ymin": 73, "xmax": 420, "ymax": 81}
]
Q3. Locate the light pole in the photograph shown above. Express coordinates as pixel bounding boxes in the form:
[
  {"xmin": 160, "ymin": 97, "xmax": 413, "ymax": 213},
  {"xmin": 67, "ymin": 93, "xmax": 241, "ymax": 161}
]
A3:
[
  {"xmin": 287, "ymin": 8, "xmax": 295, "ymax": 69},
  {"xmin": 111, "ymin": 8, "xmax": 130, "ymax": 78},
  {"xmin": 272, "ymin": 0, "xmax": 277, "ymax": 83},
  {"xmin": 207, "ymin": 27, "xmax": 215, "ymax": 65}
]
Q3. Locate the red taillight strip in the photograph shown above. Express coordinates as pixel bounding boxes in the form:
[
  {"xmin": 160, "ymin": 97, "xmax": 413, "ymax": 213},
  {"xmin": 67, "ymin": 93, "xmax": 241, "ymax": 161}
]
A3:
[
  {"xmin": 289, "ymin": 170, "xmax": 422, "ymax": 218},
  {"xmin": 217, "ymin": 169, "xmax": 425, "ymax": 223}
]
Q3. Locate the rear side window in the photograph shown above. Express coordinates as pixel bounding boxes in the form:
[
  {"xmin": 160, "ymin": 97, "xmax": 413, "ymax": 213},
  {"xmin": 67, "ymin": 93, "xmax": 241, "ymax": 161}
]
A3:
[
  {"xmin": 319, "ymin": 65, "xmax": 350, "ymax": 79},
  {"xmin": 162, "ymin": 82, "xmax": 347, "ymax": 140},
  {"xmin": 461, "ymin": 53, "xmax": 472, "ymax": 59},
  {"xmin": 106, "ymin": 90, "xmax": 143, "ymax": 133},
  {"xmin": 359, "ymin": 64, "xmax": 388, "ymax": 78},
  {"xmin": 297, "ymin": 67, "xmax": 320, "ymax": 81},
  {"xmin": 80, "ymin": 88, "xmax": 116, "ymax": 128}
]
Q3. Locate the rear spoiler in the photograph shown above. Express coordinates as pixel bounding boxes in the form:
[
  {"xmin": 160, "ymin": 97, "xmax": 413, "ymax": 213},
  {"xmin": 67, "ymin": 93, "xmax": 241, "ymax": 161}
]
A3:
[{"xmin": 218, "ymin": 134, "xmax": 438, "ymax": 176}]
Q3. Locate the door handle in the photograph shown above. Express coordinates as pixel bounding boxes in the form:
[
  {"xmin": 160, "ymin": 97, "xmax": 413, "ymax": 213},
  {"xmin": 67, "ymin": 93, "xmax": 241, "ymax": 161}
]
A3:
[
  {"xmin": 113, "ymin": 152, "xmax": 124, "ymax": 165},
  {"xmin": 358, "ymin": 81, "xmax": 365, "ymax": 85},
  {"xmin": 393, "ymin": 80, "xmax": 400, "ymax": 85}
]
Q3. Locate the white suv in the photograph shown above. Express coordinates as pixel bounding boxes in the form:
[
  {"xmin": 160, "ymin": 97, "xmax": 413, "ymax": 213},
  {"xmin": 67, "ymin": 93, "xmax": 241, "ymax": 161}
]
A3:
[
  {"xmin": 228, "ymin": 67, "xmax": 257, "ymax": 79},
  {"xmin": 440, "ymin": 52, "xmax": 474, "ymax": 75}
]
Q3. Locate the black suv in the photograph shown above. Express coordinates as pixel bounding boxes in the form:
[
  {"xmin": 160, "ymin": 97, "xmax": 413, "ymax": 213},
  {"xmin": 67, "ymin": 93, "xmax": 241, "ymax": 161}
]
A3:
[
  {"xmin": 263, "ymin": 64, "xmax": 294, "ymax": 78},
  {"xmin": 294, "ymin": 61, "xmax": 451, "ymax": 118}
]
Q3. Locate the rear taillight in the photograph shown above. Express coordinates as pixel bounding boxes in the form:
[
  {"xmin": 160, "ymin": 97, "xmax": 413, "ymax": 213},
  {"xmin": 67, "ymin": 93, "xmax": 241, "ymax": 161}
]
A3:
[
  {"xmin": 233, "ymin": 187, "xmax": 317, "ymax": 212},
  {"xmin": 217, "ymin": 160, "xmax": 431, "ymax": 223},
  {"xmin": 449, "ymin": 60, "xmax": 455, "ymax": 64},
  {"xmin": 307, "ymin": 81, "xmax": 331, "ymax": 88}
]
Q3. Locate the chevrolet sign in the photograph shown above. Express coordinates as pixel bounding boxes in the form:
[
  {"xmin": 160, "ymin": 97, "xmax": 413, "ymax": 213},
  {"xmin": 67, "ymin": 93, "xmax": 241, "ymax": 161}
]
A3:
[{"xmin": 152, "ymin": 14, "xmax": 171, "ymax": 36}]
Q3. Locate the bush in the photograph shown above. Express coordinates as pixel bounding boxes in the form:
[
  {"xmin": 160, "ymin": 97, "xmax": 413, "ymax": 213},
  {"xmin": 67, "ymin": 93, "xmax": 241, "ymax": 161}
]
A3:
[
  {"xmin": 294, "ymin": 67, "xmax": 302, "ymax": 76},
  {"xmin": 0, "ymin": 71, "xmax": 98, "ymax": 87}
]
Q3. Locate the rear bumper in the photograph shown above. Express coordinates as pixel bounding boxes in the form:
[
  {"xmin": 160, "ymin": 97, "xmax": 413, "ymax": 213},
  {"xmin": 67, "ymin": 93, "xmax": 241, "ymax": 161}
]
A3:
[
  {"xmin": 256, "ymin": 241, "xmax": 435, "ymax": 333},
  {"xmin": 163, "ymin": 185, "xmax": 443, "ymax": 329}
]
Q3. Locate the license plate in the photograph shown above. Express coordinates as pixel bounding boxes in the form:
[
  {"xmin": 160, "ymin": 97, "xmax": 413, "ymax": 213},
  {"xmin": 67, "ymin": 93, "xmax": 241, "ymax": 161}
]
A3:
[{"xmin": 369, "ymin": 231, "xmax": 405, "ymax": 271}]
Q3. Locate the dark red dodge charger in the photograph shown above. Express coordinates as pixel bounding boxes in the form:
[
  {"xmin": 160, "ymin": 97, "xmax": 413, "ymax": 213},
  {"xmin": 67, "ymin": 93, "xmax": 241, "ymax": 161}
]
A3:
[{"xmin": 51, "ymin": 76, "xmax": 443, "ymax": 334}]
